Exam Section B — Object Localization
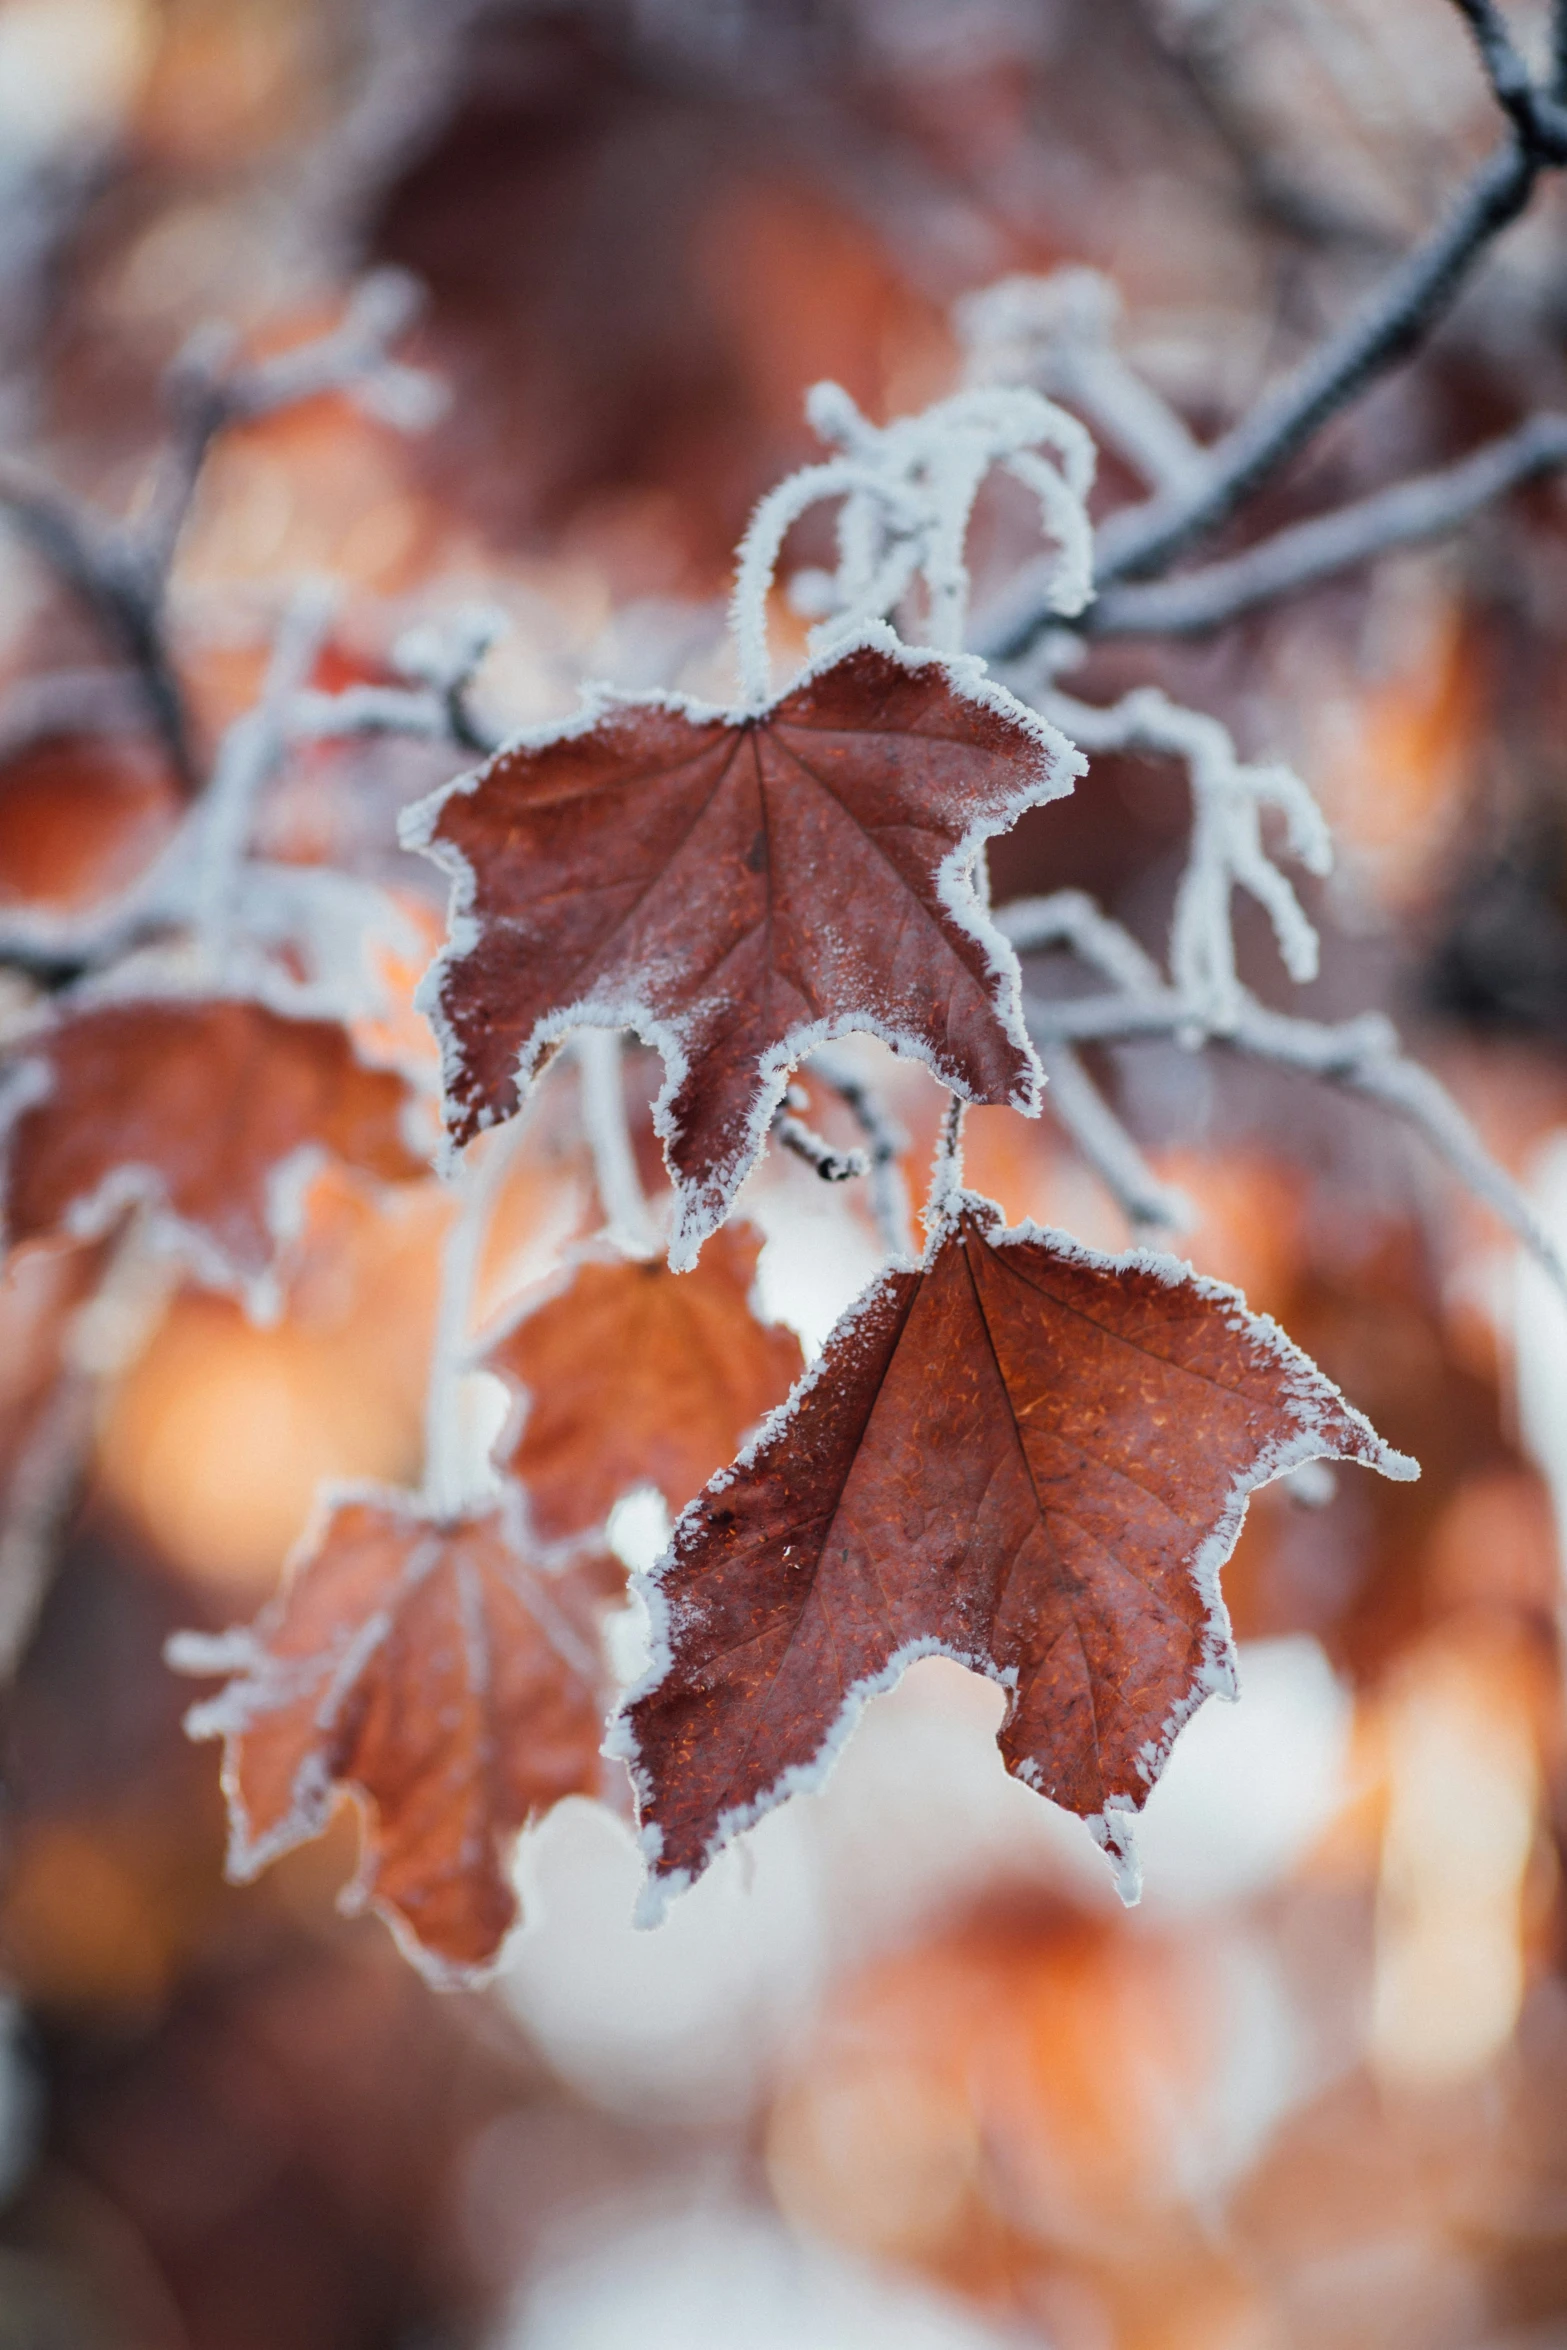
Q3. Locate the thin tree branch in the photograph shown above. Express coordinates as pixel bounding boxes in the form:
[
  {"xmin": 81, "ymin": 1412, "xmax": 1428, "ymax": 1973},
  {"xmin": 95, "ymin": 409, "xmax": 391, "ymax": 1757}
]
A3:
[
  {"xmin": 0, "ymin": 1364, "xmax": 96, "ymax": 1682},
  {"xmin": 1449, "ymin": 0, "xmax": 1567, "ymax": 152},
  {"xmin": 977, "ymin": 137, "xmax": 1545, "ymax": 665},
  {"xmin": 423, "ymin": 1116, "xmax": 531, "ymax": 1521},
  {"xmin": 141, "ymin": 271, "xmax": 438, "ymax": 576},
  {"xmin": 0, "ymin": 456, "xmax": 196, "ymax": 789},
  {"xmin": 1095, "ymin": 139, "xmax": 1541, "ymax": 586},
  {"xmin": 926, "ymin": 1092, "xmax": 968, "ymax": 1229},
  {"xmin": 772, "ymin": 1107, "xmax": 869, "ymax": 1183},
  {"xmin": 1021, "ymin": 986, "xmax": 1567, "ymax": 1292},
  {"xmin": 576, "ymin": 1028, "xmax": 658, "ymax": 1259},
  {"xmin": 997, "ymin": 889, "xmax": 1165, "ymax": 991},
  {"xmin": 0, "ymin": 275, "xmax": 438, "ymax": 798},
  {"xmin": 805, "ymin": 1047, "xmax": 914, "ymax": 1258},
  {"xmin": 195, "ymin": 585, "xmax": 338, "ymax": 967},
  {"xmin": 1083, "ymin": 413, "xmax": 1567, "ymax": 637},
  {"xmin": 1036, "ymin": 1038, "xmax": 1189, "ymax": 1231}
]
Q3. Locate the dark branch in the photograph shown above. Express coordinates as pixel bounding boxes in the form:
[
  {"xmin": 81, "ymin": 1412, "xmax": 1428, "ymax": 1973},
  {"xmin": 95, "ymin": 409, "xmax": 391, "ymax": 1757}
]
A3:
[
  {"xmin": 1449, "ymin": 0, "xmax": 1567, "ymax": 152},
  {"xmin": 1082, "ymin": 413, "xmax": 1567, "ymax": 638},
  {"xmin": 979, "ymin": 121, "xmax": 1553, "ymax": 664},
  {"xmin": 773, "ymin": 1110, "xmax": 867, "ymax": 1183},
  {"xmin": 1095, "ymin": 141, "xmax": 1537, "ymax": 586},
  {"xmin": 0, "ymin": 275, "xmax": 434, "ymax": 801},
  {"xmin": 0, "ymin": 457, "xmax": 197, "ymax": 790}
]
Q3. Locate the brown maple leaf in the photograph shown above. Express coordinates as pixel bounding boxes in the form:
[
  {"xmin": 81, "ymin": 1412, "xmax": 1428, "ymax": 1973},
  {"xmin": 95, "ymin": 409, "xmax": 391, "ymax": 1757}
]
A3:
[
  {"xmin": 402, "ymin": 633, "xmax": 1077, "ymax": 1266},
  {"xmin": 170, "ymin": 1493, "xmax": 609, "ymax": 1982},
  {"xmin": 616, "ymin": 1194, "xmax": 1416, "ymax": 1913},
  {"xmin": 487, "ymin": 1219, "xmax": 803, "ymax": 1542},
  {"xmin": 0, "ymin": 997, "xmax": 427, "ymax": 1314}
]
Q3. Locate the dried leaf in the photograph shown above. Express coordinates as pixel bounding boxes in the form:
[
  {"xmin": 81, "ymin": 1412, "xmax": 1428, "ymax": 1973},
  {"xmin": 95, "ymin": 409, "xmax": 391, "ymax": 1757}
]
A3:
[
  {"xmin": 0, "ymin": 998, "xmax": 428, "ymax": 1312},
  {"xmin": 487, "ymin": 1219, "xmax": 803, "ymax": 1542},
  {"xmin": 0, "ymin": 736, "xmax": 179, "ymax": 913},
  {"xmin": 405, "ymin": 634, "xmax": 1075, "ymax": 1265},
  {"xmin": 618, "ymin": 1194, "xmax": 1416, "ymax": 1911},
  {"xmin": 171, "ymin": 1494, "xmax": 608, "ymax": 1982}
]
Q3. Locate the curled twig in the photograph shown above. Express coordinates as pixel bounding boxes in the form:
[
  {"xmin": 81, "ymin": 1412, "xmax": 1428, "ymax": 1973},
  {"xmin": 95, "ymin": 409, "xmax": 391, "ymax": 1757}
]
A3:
[{"xmin": 773, "ymin": 1107, "xmax": 869, "ymax": 1184}]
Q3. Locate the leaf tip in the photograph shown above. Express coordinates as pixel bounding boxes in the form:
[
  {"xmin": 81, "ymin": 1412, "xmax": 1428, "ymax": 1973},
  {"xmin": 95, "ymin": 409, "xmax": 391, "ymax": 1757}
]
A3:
[{"xmin": 1090, "ymin": 1800, "xmax": 1144, "ymax": 1907}]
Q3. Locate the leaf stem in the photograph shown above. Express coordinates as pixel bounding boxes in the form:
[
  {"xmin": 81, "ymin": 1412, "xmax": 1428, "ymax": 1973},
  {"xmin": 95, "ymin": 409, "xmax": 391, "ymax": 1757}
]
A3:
[
  {"xmin": 422, "ymin": 1116, "xmax": 531, "ymax": 1520},
  {"xmin": 576, "ymin": 1028, "xmax": 658, "ymax": 1257},
  {"xmin": 925, "ymin": 1093, "xmax": 968, "ymax": 1236}
]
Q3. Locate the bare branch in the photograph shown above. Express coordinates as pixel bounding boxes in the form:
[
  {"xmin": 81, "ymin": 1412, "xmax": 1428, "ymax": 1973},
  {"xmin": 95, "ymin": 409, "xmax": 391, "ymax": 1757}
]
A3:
[
  {"xmin": 977, "ymin": 139, "xmax": 1545, "ymax": 665},
  {"xmin": 1035, "ymin": 1038, "xmax": 1189, "ymax": 1232},
  {"xmin": 957, "ymin": 272, "xmax": 1203, "ymax": 493},
  {"xmin": 0, "ymin": 274, "xmax": 438, "ymax": 797},
  {"xmin": 142, "ymin": 271, "xmax": 440, "ymax": 575},
  {"xmin": 1022, "ymin": 984, "xmax": 1567, "ymax": 1294},
  {"xmin": 0, "ymin": 1225, "xmax": 173, "ymax": 1682},
  {"xmin": 289, "ymin": 682, "xmax": 453, "ymax": 743},
  {"xmin": 389, "ymin": 605, "xmax": 506, "ymax": 755},
  {"xmin": 996, "ymin": 889, "xmax": 1164, "ymax": 992},
  {"xmin": 805, "ymin": 1047, "xmax": 914, "ymax": 1258},
  {"xmin": 1022, "ymin": 686, "xmax": 1329, "ymax": 1030},
  {"xmin": 0, "ymin": 456, "xmax": 196, "ymax": 789},
  {"xmin": 773, "ymin": 1108, "xmax": 869, "ymax": 1184},
  {"xmin": 1448, "ymin": 0, "xmax": 1567, "ymax": 152},
  {"xmin": 195, "ymin": 585, "xmax": 338, "ymax": 967},
  {"xmin": 1084, "ymin": 413, "xmax": 1567, "ymax": 638},
  {"xmin": 576, "ymin": 1028, "xmax": 658, "ymax": 1260}
]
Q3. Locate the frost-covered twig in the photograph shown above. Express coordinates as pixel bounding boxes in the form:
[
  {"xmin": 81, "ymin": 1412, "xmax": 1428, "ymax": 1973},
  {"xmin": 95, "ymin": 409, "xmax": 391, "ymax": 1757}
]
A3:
[
  {"xmin": 0, "ymin": 452, "xmax": 193, "ymax": 788},
  {"xmin": 805, "ymin": 1047, "xmax": 913, "ymax": 1258},
  {"xmin": 0, "ymin": 274, "xmax": 437, "ymax": 790},
  {"xmin": 387, "ymin": 605, "xmax": 505, "ymax": 755},
  {"xmin": 0, "ymin": 590, "xmax": 414, "ymax": 1011},
  {"xmin": 422, "ymin": 1119, "xmax": 529, "ymax": 1520},
  {"xmin": 980, "ymin": 56, "xmax": 1567, "ymax": 668},
  {"xmin": 957, "ymin": 271, "xmax": 1203, "ymax": 494},
  {"xmin": 1086, "ymin": 144, "xmax": 1541, "ymax": 596},
  {"xmin": 1036, "ymin": 1038, "xmax": 1190, "ymax": 1232},
  {"xmin": 772, "ymin": 1104, "xmax": 869, "ymax": 1184},
  {"xmin": 1017, "ymin": 970, "xmax": 1567, "ymax": 1290},
  {"xmin": 998, "ymin": 887, "xmax": 1165, "ymax": 992},
  {"xmin": 0, "ymin": 1364, "xmax": 95, "ymax": 1682},
  {"xmin": 994, "ymin": 676, "xmax": 1567, "ymax": 1284},
  {"xmin": 576, "ymin": 1029, "xmax": 658, "ymax": 1259},
  {"xmin": 734, "ymin": 377, "xmax": 1094, "ymax": 697},
  {"xmin": 290, "ymin": 607, "xmax": 507, "ymax": 757},
  {"xmin": 1085, "ymin": 414, "xmax": 1567, "ymax": 638},
  {"xmin": 142, "ymin": 271, "xmax": 441, "ymax": 577},
  {"xmin": 992, "ymin": 889, "xmax": 1189, "ymax": 1228},
  {"xmin": 1449, "ymin": 0, "xmax": 1567, "ymax": 152},
  {"xmin": 196, "ymin": 585, "xmax": 337, "ymax": 968},
  {"xmin": 1023, "ymin": 686, "xmax": 1330, "ymax": 1032},
  {"xmin": 925, "ymin": 1094, "xmax": 967, "ymax": 1231}
]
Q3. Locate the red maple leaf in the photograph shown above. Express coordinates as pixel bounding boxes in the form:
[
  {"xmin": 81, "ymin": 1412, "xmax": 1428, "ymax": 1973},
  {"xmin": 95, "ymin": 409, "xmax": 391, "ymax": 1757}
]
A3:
[
  {"xmin": 0, "ymin": 996, "xmax": 428, "ymax": 1313},
  {"xmin": 403, "ymin": 634, "xmax": 1076, "ymax": 1265},
  {"xmin": 617, "ymin": 1194, "xmax": 1416, "ymax": 1912},
  {"xmin": 170, "ymin": 1493, "xmax": 610, "ymax": 1982},
  {"xmin": 486, "ymin": 1219, "xmax": 803, "ymax": 1542}
]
